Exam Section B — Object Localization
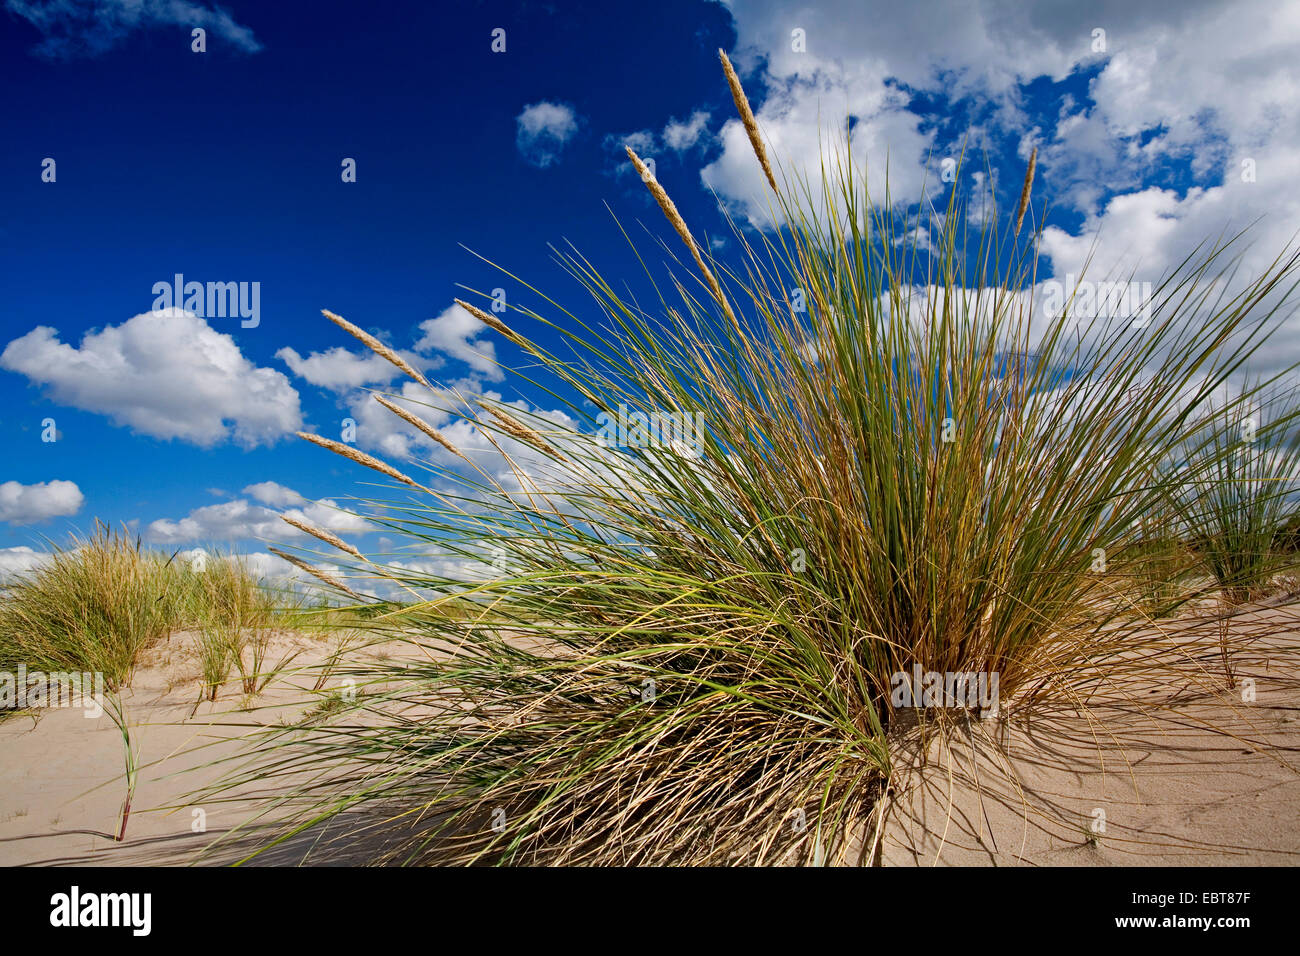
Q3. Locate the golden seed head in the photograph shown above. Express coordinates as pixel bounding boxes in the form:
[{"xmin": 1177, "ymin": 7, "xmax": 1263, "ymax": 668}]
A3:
[
  {"xmin": 478, "ymin": 401, "xmax": 568, "ymax": 462},
  {"xmin": 321, "ymin": 309, "xmax": 431, "ymax": 387},
  {"xmin": 280, "ymin": 514, "xmax": 363, "ymax": 559},
  {"xmin": 1014, "ymin": 146, "xmax": 1038, "ymax": 236},
  {"xmin": 296, "ymin": 431, "xmax": 424, "ymax": 490},
  {"xmin": 453, "ymin": 298, "xmax": 525, "ymax": 348},
  {"xmin": 374, "ymin": 394, "xmax": 468, "ymax": 461},
  {"xmin": 268, "ymin": 546, "xmax": 363, "ymax": 600},
  {"xmin": 719, "ymin": 48, "xmax": 777, "ymax": 192},
  {"xmin": 626, "ymin": 146, "xmax": 738, "ymax": 329}
]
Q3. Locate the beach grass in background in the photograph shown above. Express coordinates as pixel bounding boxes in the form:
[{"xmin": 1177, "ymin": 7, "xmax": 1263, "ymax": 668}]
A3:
[{"xmin": 0, "ymin": 522, "xmax": 285, "ymax": 691}]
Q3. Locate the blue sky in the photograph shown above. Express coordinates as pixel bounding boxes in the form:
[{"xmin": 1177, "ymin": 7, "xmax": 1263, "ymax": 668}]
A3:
[{"xmin": 3, "ymin": 0, "xmax": 1297, "ymax": 578}]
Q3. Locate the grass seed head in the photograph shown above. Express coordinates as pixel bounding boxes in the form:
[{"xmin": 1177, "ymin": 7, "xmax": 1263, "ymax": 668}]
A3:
[
  {"xmin": 322, "ymin": 309, "xmax": 431, "ymax": 388},
  {"xmin": 374, "ymin": 394, "xmax": 468, "ymax": 461},
  {"xmin": 296, "ymin": 431, "xmax": 424, "ymax": 490},
  {"xmin": 719, "ymin": 48, "xmax": 777, "ymax": 192},
  {"xmin": 267, "ymin": 547, "xmax": 363, "ymax": 601},
  {"xmin": 280, "ymin": 514, "xmax": 364, "ymax": 560},
  {"xmin": 625, "ymin": 146, "xmax": 737, "ymax": 328},
  {"xmin": 454, "ymin": 298, "xmax": 526, "ymax": 348},
  {"xmin": 1014, "ymin": 146, "xmax": 1038, "ymax": 236}
]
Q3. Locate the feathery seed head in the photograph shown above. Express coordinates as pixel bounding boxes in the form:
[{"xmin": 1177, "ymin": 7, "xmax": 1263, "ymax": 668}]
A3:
[
  {"xmin": 453, "ymin": 298, "xmax": 526, "ymax": 348},
  {"xmin": 719, "ymin": 48, "xmax": 777, "ymax": 192},
  {"xmin": 626, "ymin": 146, "xmax": 738, "ymax": 328},
  {"xmin": 296, "ymin": 431, "xmax": 425, "ymax": 490},
  {"xmin": 280, "ymin": 514, "xmax": 363, "ymax": 560},
  {"xmin": 1014, "ymin": 146, "xmax": 1038, "ymax": 236},
  {"xmin": 321, "ymin": 309, "xmax": 431, "ymax": 387},
  {"xmin": 374, "ymin": 394, "xmax": 468, "ymax": 461},
  {"xmin": 268, "ymin": 546, "xmax": 363, "ymax": 600},
  {"xmin": 477, "ymin": 401, "xmax": 568, "ymax": 462}
]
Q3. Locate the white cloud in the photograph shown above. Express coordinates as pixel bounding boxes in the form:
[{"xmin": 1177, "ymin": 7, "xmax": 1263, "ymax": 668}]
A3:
[
  {"xmin": 698, "ymin": 0, "xmax": 1300, "ymax": 365},
  {"xmin": 701, "ymin": 62, "xmax": 932, "ymax": 229},
  {"xmin": 145, "ymin": 484, "xmax": 370, "ymax": 544},
  {"xmin": 516, "ymin": 101, "xmax": 580, "ymax": 168},
  {"xmin": 242, "ymin": 481, "xmax": 305, "ymax": 508},
  {"xmin": 0, "ymin": 545, "xmax": 51, "ymax": 581},
  {"xmin": 1, "ymin": 309, "xmax": 302, "ymax": 448},
  {"xmin": 704, "ymin": 0, "xmax": 1299, "ymax": 224},
  {"xmin": 275, "ymin": 345, "xmax": 426, "ymax": 392},
  {"xmin": 0, "ymin": 480, "xmax": 83, "ymax": 525},
  {"xmin": 6, "ymin": 0, "xmax": 263, "ymax": 58},
  {"xmin": 609, "ymin": 129, "xmax": 656, "ymax": 155},
  {"xmin": 414, "ymin": 303, "xmax": 503, "ymax": 381},
  {"xmin": 663, "ymin": 111, "xmax": 712, "ymax": 152}
]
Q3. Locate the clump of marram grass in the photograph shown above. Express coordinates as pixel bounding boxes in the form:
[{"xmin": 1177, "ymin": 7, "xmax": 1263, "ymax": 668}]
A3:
[
  {"xmin": 0, "ymin": 526, "xmax": 290, "ymax": 840},
  {"xmin": 0, "ymin": 523, "xmax": 276, "ymax": 690},
  {"xmin": 1169, "ymin": 393, "xmax": 1300, "ymax": 606},
  {"xmin": 0, "ymin": 523, "xmax": 299, "ymax": 706},
  {"xmin": 1162, "ymin": 393, "xmax": 1300, "ymax": 680},
  {"xmin": 0, "ymin": 524, "xmax": 172, "ymax": 689},
  {"xmin": 212, "ymin": 60, "xmax": 1300, "ymax": 867}
]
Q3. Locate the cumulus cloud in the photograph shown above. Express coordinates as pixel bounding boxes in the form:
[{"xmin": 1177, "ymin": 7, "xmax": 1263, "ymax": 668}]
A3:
[
  {"xmin": 414, "ymin": 303, "xmax": 504, "ymax": 381},
  {"xmin": 698, "ymin": 0, "xmax": 1300, "ymax": 363},
  {"xmin": 242, "ymin": 481, "xmax": 305, "ymax": 508},
  {"xmin": 705, "ymin": 0, "xmax": 1299, "ymax": 225},
  {"xmin": 145, "ymin": 484, "xmax": 370, "ymax": 544},
  {"xmin": 0, "ymin": 545, "xmax": 49, "ymax": 581},
  {"xmin": 516, "ymin": 101, "xmax": 580, "ymax": 168},
  {"xmin": 6, "ymin": 0, "xmax": 262, "ymax": 58},
  {"xmin": 663, "ymin": 111, "xmax": 712, "ymax": 152},
  {"xmin": 1, "ymin": 309, "xmax": 302, "ymax": 448},
  {"xmin": 274, "ymin": 345, "xmax": 427, "ymax": 392},
  {"xmin": 702, "ymin": 60, "xmax": 932, "ymax": 229},
  {"xmin": 0, "ymin": 480, "xmax": 83, "ymax": 525}
]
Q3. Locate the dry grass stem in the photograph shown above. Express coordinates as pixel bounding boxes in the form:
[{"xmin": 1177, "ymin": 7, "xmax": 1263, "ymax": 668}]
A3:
[
  {"xmin": 322, "ymin": 308, "xmax": 431, "ymax": 387},
  {"xmin": 719, "ymin": 48, "xmax": 777, "ymax": 192},
  {"xmin": 280, "ymin": 514, "xmax": 364, "ymax": 560},
  {"xmin": 295, "ymin": 431, "xmax": 425, "ymax": 490},
  {"xmin": 375, "ymin": 394, "xmax": 468, "ymax": 461}
]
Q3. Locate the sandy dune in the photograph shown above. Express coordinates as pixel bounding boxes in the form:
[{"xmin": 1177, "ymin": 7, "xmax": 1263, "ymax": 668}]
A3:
[
  {"xmin": 881, "ymin": 607, "xmax": 1300, "ymax": 865},
  {"xmin": 0, "ymin": 629, "xmax": 371, "ymax": 866},
  {"xmin": 3, "ymin": 608, "xmax": 1298, "ymax": 866}
]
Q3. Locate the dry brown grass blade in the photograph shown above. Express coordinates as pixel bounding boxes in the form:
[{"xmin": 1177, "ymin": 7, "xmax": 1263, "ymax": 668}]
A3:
[
  {"xmin": 295, "ymin": 431, "xmax": 426, "ymax": 490},
  {"xmin": 625, "ymin": 146, "xmax": 739, "ymax": 330},
  {"xmin": 1014, "ymin": 146, "xmax": 1037, "ymax": 236},
  {"xmin": 454, "ymin": 298, "xmax": 527, "ymax": 348},
  {"xmin": 374, "ymin": 394, "xmax": 469, "ymax": 462},
  {"xmin": 719, "ymin": 48, "xmax": 777, "ymax": 192},
  {"xmin": 280, "ymin": 514, "xmax": 363, "ymax": 560},
  {"xmin": 477, "ymin": 401, "xmax": 569, "ymax": 462},
  {"xmin": 267, "ymin": 546, "xmax": 364, "ymax": 601},
  {"xmin": 322, "ymin": 308, "xmax": 431, "ymax": 387}
]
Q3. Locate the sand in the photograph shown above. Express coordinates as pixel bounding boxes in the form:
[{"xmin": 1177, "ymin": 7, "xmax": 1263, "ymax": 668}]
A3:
[
  {"xmin": 880, "ymin": 605, "xmax": 1300, "ymax": 865},
  {"xmin": 0, "ymin": 629, "xmax": 378, "ymax": 866},
  {"xmin": 2, "ymin": 607, "xmax": 1298, "ymax": 866}
]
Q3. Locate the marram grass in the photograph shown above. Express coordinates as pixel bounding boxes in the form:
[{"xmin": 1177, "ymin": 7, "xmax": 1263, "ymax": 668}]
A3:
[
  {"xmin": 212, "ymin": 61, "xmax": 1300, "ymax": 866},
  {"xmin": 0, "ymin": 523, "xmax": 280, "ymax": 690}
]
